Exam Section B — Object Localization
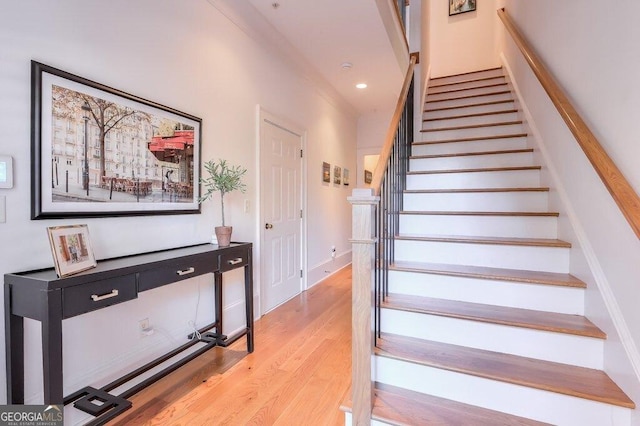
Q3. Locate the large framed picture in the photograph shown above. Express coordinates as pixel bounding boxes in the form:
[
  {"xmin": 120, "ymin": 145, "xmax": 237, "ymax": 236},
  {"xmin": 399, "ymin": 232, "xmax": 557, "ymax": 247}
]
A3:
[
  {"xmin": 449, "ymin": 0, "xmax": 476, "ymax": 16},
  {"xmin": 31, "ymin": 61, "xmax": 202, "ymax": 219},
  {"xmin": 47, "ymin": 224, "xmax": 97, "ymax": 277}
]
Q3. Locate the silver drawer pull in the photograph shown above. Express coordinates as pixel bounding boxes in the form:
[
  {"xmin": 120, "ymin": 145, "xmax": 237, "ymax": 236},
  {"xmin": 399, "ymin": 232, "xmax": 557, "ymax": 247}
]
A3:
[
  {"xmin": 91, "ymin": 290, "xmax": 119, "ymax": 302},
  {"xmin": 227, "ymin": 258, "xmax": 243, "ymax": 265},
  {"xmin": 176, "ymin": 267, "xmax": 195, "ymax": 276}
]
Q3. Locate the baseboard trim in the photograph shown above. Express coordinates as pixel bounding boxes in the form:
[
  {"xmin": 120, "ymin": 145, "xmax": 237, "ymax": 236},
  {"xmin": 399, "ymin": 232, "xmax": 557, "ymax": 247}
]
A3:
[{"xmin": 307, "ymin": 251, "xmax": 352, "ymax": 288}]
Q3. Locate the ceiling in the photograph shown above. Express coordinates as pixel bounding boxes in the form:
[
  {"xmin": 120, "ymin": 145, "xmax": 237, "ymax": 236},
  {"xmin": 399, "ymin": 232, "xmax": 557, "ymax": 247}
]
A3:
[{"xmin": 206, "ymin": 0, "xmax": 406, "ymax": 116}]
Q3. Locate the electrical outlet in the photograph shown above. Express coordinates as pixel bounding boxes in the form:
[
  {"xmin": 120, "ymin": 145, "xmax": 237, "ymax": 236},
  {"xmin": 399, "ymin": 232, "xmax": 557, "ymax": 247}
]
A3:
[{"xmin": 139, "ymin": 318, "xmax": 150, "ymax": 332}]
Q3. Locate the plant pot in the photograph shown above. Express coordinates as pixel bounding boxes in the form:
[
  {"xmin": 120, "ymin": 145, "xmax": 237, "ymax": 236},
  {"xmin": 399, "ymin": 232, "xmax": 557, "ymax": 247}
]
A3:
[{"xmin": 215, "ymin": 226, "xmax": 233, "ymax": 247}]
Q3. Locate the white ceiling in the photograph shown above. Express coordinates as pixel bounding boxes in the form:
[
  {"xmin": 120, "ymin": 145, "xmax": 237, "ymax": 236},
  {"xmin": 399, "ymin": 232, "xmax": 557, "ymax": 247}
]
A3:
[{"xmin": 207, "ymin": 0, "xmax": 406, "ymax": 116}]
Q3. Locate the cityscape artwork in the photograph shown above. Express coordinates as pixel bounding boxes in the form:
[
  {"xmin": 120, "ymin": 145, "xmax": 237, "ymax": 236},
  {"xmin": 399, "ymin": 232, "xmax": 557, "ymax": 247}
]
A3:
[{"xmin": 31, "ymin": 61, "xmax": 201, "ymax": 218}]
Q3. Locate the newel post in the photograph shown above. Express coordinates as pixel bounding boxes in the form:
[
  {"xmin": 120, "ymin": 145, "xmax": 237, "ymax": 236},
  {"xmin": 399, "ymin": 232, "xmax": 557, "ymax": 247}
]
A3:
[{"xmin": 348, "ymin": 188, "xmax": 378, "ymax": 425}]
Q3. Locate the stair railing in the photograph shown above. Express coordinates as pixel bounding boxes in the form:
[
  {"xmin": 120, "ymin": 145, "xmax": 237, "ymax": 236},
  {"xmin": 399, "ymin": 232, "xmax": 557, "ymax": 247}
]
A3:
[
  {"xmin": 348, "ymin": 53, "xmax": 416, "ymax": 425},
  {"xmin": 498, "ymin": 8, "xmax": 640, "ymax": 239}
]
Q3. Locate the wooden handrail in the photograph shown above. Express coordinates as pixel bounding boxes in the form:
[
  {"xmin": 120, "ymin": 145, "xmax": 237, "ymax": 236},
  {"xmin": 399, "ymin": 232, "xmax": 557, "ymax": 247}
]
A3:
[
  {"xmin": 498, "ymin": 8, "xmax": 640, "ymax": 239},
  {"xmin": 370, "ymin": 54, "xmax": 417, "ymax": 195}
]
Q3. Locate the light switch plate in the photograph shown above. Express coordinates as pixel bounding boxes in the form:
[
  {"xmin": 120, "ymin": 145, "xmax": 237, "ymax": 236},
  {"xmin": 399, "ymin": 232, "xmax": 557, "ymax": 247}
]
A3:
[{"xmin": 0, "ymin": 155, "xmax": 13, "ymax": 189}]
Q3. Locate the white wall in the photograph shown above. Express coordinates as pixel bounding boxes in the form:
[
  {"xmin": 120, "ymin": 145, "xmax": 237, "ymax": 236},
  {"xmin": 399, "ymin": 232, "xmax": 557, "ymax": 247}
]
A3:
[
  {"xmin": 498, "ymin": 0, "xmax": 640, "ymax": 418},
  {"xmin": 428, "ymin": 0, "xmax": 500, "ymax": 77},
  {"xmin": 0, "ymin": 0, "xmax": 356, "ymax": 407}
]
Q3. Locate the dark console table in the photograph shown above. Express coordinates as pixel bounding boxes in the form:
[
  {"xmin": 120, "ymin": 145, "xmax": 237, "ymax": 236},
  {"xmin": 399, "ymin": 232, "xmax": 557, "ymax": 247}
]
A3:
[{"xmin": 4, "ymin": 242, "xmax": 253, "ymax": 425}]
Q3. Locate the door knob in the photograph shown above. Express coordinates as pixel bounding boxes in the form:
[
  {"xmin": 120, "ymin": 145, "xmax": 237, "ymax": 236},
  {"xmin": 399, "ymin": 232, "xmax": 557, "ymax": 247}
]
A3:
[{"xmin": 265, "ymin": 223, "xmax": 273, "ymax": 229}]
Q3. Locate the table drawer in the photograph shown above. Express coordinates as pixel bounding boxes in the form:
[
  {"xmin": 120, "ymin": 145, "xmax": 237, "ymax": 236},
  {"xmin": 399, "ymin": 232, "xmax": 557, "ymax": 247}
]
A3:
[
  {"xmin": 63, "ymin": 274, "xmax": 137, "ymax": 319},
  {"xmin": 219, "ymin": 248, "xmax": 249, "ymax": 272},
  {"xmin": 138, "ymin": 254, "xmax": 216, "ymax": 292}
]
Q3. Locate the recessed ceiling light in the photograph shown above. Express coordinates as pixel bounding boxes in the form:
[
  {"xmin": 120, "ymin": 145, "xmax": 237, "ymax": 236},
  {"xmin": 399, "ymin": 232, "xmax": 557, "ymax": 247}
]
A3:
[
  {"xmin": 356, "ymin": 83, "xmax": 368, "ymax": 89},
  {"xmin": 341, "ymin": 62, "xmax": 353, "ymax": 70}
]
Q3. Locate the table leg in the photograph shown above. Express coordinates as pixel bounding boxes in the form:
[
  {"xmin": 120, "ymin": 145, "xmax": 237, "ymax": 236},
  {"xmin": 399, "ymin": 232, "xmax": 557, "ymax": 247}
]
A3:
[
  {"xmin": 244, "ymin": 262, "xmax": 254, "ymax": 353},
  {"xmin": 42, "ymin": 289, "xmax": 64, "ymax": 404},
  {"xmin": 5, "ymin": 284, "xmax": 24, "ymax": 404},
  {"xmin": 214, "ymin": 272, "xmax": 223, "ymax": 336}
]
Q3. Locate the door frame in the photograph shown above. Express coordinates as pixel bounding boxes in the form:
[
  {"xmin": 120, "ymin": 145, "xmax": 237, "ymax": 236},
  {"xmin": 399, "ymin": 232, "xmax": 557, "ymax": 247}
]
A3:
[{"xmin": 256, "ymin": 106, "xmax": 307, "ymax": 317}]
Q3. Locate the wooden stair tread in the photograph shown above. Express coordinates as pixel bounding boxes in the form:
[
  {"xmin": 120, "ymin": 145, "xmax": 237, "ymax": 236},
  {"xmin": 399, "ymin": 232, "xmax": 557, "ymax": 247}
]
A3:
[
  {"xmin": 421, "ymin": 120, "xmax": 523, "ymax": 133},
  {"xmin": 404, "ymin": 187, "xmax": 549, "ymax": 194},
  {"xmin": 425, "ymin": 90, "xmax": 511, "ymax": 104},
  {"xmin": 423, "ymin": 109, "xmax": 518, "ymax": 122},
  {"xmin": 428, "ymin": 82, "xmax": 508, "ymax": 96},
  {"xmin": 341, "ymin": 383, "xmax": 551, "ymax": 426},
  {"xmin": 429, "ymin": 66, "xmax": 503, "ymax": 83},
  {"xmin": 411, "ymin": 148, "xmax": 533, "ymax": 159},
  {"xmin": 396, "ymin": 234, "xmax": 571, "ymax": 248},
  {"xmin": 400, "ymin": 210, "xmax": 559, "ymax": 217},
  {"xmin": 413, "ymin": 133, "xmax": 528, "ymax": 145},
  {"xmin": 407, "ymin": 165, "xmax": 540, "ymax": 175},
  {"xmin": 390, "ymin": 260, "xmax": 586, "ymax": 288},
  {"xmin": 383, "ymin": 294, "xmax": 601, "ymax": 338},
  {"xmin": 425, "ymin": 99, "xmax": 514, "ymax": 113},
  {"xmin": 375, "ymin": 334, "xmax": 634, "ymax": 408}
]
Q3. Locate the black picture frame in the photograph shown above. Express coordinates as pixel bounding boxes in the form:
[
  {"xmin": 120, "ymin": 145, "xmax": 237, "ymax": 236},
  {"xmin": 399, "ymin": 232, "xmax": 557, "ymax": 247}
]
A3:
[
  {"xmin": 31, "ymin": 61, "xmax": 202, "ymax": 219},
  {"xmin": 449, "ymin": 0, "xmax": 476, "ymax": 16}
]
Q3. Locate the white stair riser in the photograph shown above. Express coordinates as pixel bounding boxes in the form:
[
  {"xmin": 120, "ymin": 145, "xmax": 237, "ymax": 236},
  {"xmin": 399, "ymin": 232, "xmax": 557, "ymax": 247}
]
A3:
[
  {"xmin": 403, "ymin": 190, "xmax": 547, "ymax": 212},
  {"xmin": 422, "ymin": 111, "xmax": 519, "ymax": 130},
  {"xmin": 380, "ymin": 309, "xmax": 601, "ymax": 368},
  {"xmin": 428, "ymin": 76, "xmax": 506, "ymax": 94},
  {"xmin": 412, "ymin": 137, "xmax": 527, "ymax": 156},
  {"xmin": 427, "ymin": 85, "xmax": 509, "ymax": 102},
  {"xmin": 423, "ymin": 101, "xmax": 515, "ymax": 120},
  {"xmin": 374, "ymin": 356, "xmax": 629, "ymax": 426},
  {"xmin": 410, "ymin": 152, "xmax": 534, "ymax": 171},
  {"xmin": 423, "ymin": 123, "xmax": 524, "ymax": 142},
  {"xmin": 406, "ymin": 169, "xmax": 540, "ymax": 190},
  {"xmin": 394, "ymin": 239, "xmax": 569, "ymax": 273},
  {"xmin": 388, "ymin": 270, "xmax": 584, "ymax": 315},
  {"xmin": 430, "ymin": 68, "xmax": 504, "ymax": 86},
  {"xmin": 425, "ymin": 92, "xmax": 513, "ymax": 110},
  {"xmin": 343, "ymin": 413, "xmax": 388, "ymax": 426},
  {"xmin": 399, "ymin": 214, "xmax": 558, "ymax": 239}
]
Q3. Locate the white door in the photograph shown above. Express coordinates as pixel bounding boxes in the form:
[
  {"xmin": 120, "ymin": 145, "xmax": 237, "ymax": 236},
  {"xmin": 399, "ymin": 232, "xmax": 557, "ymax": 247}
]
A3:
[{"xmin": 260, "ymin": 115, "xmax": 303, "ymax": 313}]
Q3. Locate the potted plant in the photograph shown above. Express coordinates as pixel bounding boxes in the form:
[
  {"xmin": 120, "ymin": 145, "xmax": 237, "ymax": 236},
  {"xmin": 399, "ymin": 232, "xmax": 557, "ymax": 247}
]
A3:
[{"xmin": 199, "ymin": 159, "xmax": 247, "ymax": 246}]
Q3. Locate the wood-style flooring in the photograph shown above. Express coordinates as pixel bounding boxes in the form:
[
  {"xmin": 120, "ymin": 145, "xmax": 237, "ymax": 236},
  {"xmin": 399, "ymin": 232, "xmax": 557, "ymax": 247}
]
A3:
[{"xmin": 108, "ymin": 266, "xmax": 352, "ymax": 426}]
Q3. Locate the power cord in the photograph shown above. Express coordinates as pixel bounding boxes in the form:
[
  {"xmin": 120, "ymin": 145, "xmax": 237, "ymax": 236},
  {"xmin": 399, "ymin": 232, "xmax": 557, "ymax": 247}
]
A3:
[{"xmin": 188, "ymin": 282, "xmax": 202, "ymax": 340}]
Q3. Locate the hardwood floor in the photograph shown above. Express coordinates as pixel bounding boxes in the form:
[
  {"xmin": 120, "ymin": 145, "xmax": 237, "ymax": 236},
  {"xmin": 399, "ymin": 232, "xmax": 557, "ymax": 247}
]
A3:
[{"xmin": 108, "ymin": 266, "xmax": 352, "ymax": 426}]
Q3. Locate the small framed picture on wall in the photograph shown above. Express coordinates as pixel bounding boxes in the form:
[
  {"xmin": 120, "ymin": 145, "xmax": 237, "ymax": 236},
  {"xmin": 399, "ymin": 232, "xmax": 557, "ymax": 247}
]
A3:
[
  {"xmin": 334, "ymin": 166, "xmax": 342, "ymax": 185},
  {"xmin": 322, "ymin": 162, "xmax": 331, "ymax": 183},
  {"xmin": 343, "ymin": 168, "xmax": 350, "ymax": 186},
  {"xmin": 364, "ymin": 170, "xmax": 373, "ymax": 184},
  {"xmin": 449, "ymin": 0, "xmax": 476, "ymax": 16}
]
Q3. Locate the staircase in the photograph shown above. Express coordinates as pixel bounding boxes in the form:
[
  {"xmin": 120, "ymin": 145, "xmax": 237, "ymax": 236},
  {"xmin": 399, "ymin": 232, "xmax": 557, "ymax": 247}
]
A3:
[{"xmin": 345, "ymin": 68, "xmax": 636, "ymax": 425}]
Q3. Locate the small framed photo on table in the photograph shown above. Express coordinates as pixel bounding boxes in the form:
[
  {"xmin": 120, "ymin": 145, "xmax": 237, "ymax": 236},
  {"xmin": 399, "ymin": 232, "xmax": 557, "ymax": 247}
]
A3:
[{"xmin": 47, "ymin": 224, "xmax": 97, "ymax": 277}]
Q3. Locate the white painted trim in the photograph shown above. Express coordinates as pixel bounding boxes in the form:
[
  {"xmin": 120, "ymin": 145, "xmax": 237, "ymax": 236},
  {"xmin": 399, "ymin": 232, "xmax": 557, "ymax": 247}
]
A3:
[
  {"xmin": 500, "ymin": 52, "xmax": 640, "ymax": 385},
  {"xmin": 374, "ymin": 0, "xmax": 410, "ymax": 73},
  {"xmin": 307, "ymin": 252, "xmax": 352, "ymax": 288},
  {"xmin": 415, "ymin": 63, "xmax": 431, "ymax": 141}
]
